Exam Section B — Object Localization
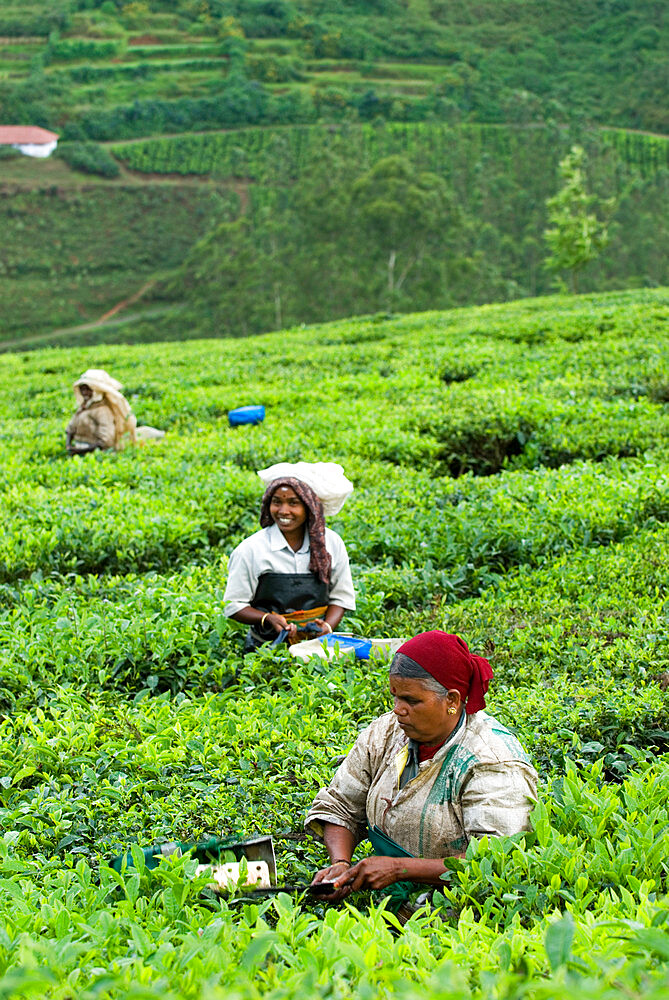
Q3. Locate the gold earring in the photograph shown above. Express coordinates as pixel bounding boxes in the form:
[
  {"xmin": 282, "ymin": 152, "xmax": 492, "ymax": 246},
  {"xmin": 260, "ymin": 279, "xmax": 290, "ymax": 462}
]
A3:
[{"xmin": 447, "ymin": 707, "xmax": 457, "ymax": 715}]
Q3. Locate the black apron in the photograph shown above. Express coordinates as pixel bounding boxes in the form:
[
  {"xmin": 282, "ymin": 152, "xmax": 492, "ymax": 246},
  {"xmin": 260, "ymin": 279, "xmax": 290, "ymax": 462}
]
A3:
[{"xmin": 244, "ymin": 571, "xmax": 329, "ymax": 653}]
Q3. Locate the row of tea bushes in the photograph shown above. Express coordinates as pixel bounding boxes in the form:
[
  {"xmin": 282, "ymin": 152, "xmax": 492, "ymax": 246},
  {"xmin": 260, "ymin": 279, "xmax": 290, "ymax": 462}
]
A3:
[
  {"xmin": 0, "ymin": 454, "xmax": 667, "ymax": 587},
  {"xmin": 0, "ymin": 638, "xmax": 667, "ymax": 889},
  {"xmin": 1, "ymin": 520, "xmax": 667, "ymax": 775},
  {"xmin": 3, "ymin": 846, "xmax": 669, "ymax": 999},
  {"xmin": 0, "ymin": 295, "xmax": 668, "ymax": 589},
  {"xmin": 2, "ymin": 290, "xmax": 666, "ymax": 415}
]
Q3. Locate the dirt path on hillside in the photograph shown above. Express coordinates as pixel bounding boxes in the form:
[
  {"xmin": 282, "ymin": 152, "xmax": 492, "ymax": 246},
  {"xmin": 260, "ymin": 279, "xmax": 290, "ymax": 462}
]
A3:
[
  {"xmin": 0, "ymin": 306, "xmax": 174, "ymax": 354},
  {"xmin": 96, "ymin": 280, "xmax": 156, "ymax": 322},
  {"xmin": 112, "ymin": 162, "xmax": 250, "ymax": 208}
]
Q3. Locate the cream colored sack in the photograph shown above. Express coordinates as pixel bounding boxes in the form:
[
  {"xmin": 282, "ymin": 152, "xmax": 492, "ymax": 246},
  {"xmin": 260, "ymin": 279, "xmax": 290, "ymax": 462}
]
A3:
[{"xmin": 257, "ymin": 462, "xmax": 353, "ymax": 516}]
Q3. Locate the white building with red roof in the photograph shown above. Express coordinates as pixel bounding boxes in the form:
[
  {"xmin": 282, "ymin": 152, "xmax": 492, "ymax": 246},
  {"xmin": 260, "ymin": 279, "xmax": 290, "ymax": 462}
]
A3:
[{"xmin": 0, "ymin": 125, "xmax": 59, "ymax": 158}]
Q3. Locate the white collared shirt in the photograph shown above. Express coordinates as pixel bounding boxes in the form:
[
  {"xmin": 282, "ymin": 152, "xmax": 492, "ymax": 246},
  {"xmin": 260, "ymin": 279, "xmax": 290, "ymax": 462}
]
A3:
[{"xmin": 223, "ymin": 522, "xmax": 356, "ymax": 616}]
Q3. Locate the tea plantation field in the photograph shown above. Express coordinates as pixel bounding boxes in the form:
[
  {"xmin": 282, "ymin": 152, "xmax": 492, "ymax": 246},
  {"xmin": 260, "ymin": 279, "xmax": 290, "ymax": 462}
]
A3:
[{"xmin": 1, "ymin": 287, "xmax": 669, "ymax": 998}]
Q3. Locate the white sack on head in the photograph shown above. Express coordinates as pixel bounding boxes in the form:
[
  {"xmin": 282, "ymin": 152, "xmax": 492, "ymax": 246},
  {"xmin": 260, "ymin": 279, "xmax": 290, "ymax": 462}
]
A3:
[
  {"xmin": 73, "ymin": 369, "xmax": 124, "ymax": 397},
  {"xmin": 257, "ymin": 462, "xmax": 353, "ymax": 516}
]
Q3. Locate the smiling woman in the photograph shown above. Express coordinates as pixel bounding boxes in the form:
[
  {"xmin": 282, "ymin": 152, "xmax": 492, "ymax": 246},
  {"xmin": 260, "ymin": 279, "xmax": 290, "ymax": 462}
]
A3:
[
  {"xmin": 307, "ymin": 631, "xmax": 538, "ymax": 904},
  {"xmin": 223, "ymin": 465, "xmax": 356, "ymax": 653}
]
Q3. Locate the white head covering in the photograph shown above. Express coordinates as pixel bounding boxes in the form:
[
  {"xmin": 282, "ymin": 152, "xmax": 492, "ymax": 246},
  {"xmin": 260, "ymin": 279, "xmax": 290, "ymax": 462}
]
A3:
[
  {"xmin": 73, "ymin": 369, "xmax": 137, "ymax": 448},
  {"xmin": 257, "ymin": 462, "xmax": 353, "ymax": 516}
]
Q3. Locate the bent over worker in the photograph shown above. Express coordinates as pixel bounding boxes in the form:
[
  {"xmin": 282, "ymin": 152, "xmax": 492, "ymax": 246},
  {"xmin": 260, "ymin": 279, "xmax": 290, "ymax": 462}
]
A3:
[
  {"xmin": 307, "ymin": 630, "xmax": 538, "ymax": 902},
  {"xmin": 66, "ymin": 369, "xmax": 135, "ymax": 455},
  {"xmin": 65, "ymin": 368, "xmax": 164, "ymax": 456}
]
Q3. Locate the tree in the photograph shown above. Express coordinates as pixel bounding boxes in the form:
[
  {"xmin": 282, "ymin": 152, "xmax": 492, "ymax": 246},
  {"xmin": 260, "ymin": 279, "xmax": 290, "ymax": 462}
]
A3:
[
  {"xmin": 351, "ymin": 155, "xmax": 455, "ymax": 311},
  {"xmin": 173, "ymin": 196, "xmax": 298, "ymax": 337},
  {"xmin": 543, "ymin": 145, "xmax": 614, "ymax": 293}
]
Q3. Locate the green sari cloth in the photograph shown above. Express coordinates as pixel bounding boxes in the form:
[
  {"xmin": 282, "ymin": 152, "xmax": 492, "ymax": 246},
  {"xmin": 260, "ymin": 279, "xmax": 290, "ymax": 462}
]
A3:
[{"xmin": 367, "ymin": 823, "xmax": 423, "ymax": 909}]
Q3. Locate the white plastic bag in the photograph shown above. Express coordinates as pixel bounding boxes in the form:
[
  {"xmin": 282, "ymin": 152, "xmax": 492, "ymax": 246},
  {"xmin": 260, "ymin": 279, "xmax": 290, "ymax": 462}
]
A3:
[
  {"xmin": 290, "ymin": 636, "xmax": 408, "ymax": 662},
  {"xmin": 257, "ymin": 461, "xmax": 353, "ymax": 516}
]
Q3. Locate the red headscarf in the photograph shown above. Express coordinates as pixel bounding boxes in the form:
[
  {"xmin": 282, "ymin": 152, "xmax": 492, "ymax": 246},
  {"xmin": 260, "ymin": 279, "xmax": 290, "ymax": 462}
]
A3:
[{"xmin": 396, "ymin": 631, "xmax": 493, "ymax": 714}]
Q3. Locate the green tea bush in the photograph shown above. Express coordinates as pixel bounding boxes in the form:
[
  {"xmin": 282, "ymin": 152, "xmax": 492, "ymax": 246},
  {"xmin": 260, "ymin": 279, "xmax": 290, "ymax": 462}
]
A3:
[
  {"xmin": 46, "ymin": 37, "xmax": 125, "ymax": 61},
  {"xmin": 56, "ymin": 140, "xmax": 121, "ymax": 178},
  {"xmin": 414, "ymin": 391, "xmax": 666, "ymax": 476},
  {"xmin": 1, "ymin": 288, "xmax": 669, "ymax": 998}
]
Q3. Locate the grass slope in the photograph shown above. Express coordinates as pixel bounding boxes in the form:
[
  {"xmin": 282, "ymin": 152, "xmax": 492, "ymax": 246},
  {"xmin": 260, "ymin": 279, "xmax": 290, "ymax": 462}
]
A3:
[
  {"xmin": 0, "ymin": 182, "xmax": 237, "ymax": 341},
  {"xmin": 1, "ymin": 289, "xmax": 669, "ymax": 997}
]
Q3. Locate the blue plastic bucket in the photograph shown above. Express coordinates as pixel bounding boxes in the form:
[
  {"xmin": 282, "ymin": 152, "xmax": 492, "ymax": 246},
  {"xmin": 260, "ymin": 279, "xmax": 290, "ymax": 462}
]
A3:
[
  {"xmin": 228, "ymin": 405, "xmax": 265, "ymax": 427},
  {"xmin": 322, "ymin": 634, "xmax": 372, "ymax": 660}
]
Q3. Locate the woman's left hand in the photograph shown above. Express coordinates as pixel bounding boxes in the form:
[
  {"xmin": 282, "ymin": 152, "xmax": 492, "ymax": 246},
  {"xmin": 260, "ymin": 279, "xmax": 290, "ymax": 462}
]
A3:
[{"xmin": 310, "ymin": 618, "xmax": 333, "ymax": 638}]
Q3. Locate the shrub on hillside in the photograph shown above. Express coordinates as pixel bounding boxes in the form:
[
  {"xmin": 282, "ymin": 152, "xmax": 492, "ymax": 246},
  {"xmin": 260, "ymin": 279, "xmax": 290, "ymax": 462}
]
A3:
[
  {"xmin": 56, "ymin": 142, "xmax": 120, "ymax": 178},
  {"xmin": 0, "ymin": 8, "xmax": 70, "ymax": 37},
  {"xmin": 60, "ymin": 121, "xmax": 88, "ymax": 142},
  {"xmin": 46, "ymin": 37, "xmax": 125, "ymax": 61},
  {"xmin": 68, "ymin": 11, "xmax": 127, "ymax": 39},
  {"xmin": 237, "ymin": 0, "xmax": 295, "ymax": 38},
  {"xmin": 76, "ymin": 80, "xmax": 269, "ymax": 140}
]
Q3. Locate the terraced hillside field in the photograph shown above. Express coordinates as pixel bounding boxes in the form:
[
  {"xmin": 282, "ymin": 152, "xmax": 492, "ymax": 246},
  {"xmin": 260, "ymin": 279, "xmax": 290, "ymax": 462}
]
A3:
[
  {"xmin": 1, "ymin": 0, "xmax": 667, "ymax": 133},
  {"xmin": 1, "ymin": 0, "xmax": 668, "ymax": 349},
  {"xmin": 1, "ymin": 288, "xmax": 669, "ymax": 998}
]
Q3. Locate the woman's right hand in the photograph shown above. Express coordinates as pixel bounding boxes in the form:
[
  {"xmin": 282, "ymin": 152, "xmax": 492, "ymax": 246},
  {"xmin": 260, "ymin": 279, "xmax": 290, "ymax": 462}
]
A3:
[{"xmin": 263, "ymin": 612, "xmax": 297, "ymax": 637}]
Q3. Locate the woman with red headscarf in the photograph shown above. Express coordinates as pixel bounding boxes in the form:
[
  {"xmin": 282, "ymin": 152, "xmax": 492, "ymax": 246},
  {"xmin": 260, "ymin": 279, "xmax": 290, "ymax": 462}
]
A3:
[
  {"xmin": 223, "ymin": 473, "xmax": 355, "ymax": 653},
  {"xmin": 307, "ymin": 631, "xmax": 537, "ymax": 900}
]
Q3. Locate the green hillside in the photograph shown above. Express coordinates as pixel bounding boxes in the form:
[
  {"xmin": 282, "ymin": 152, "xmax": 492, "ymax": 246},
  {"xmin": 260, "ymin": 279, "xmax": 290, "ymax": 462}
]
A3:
[
  {"xmin": 2, "ymin": 124, "xmax": 668, "ymax": 348},
  {"xmin": 0, "ymin": 183, "xmax": 237, "ymax": 340},
  {"xmin": 1, "ymin": 0, "xmax": 668, "ymax": 347},
  {"xmin": 1, "ymin": 289, "xmax": 669, "ymax": 996}
]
